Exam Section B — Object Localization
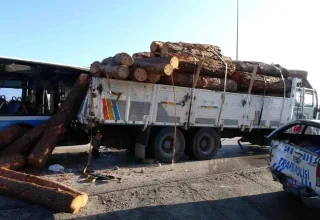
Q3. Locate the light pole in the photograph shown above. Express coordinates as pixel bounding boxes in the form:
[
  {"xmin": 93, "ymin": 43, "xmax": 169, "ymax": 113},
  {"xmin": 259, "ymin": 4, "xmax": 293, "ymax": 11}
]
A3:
[{"xmin": 236, "ymin": 0, "xmax": 239, "ymax": 61}]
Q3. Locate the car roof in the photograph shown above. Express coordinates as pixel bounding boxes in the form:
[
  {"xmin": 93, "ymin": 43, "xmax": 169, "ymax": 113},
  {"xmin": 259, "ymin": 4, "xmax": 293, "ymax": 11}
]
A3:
[{"xmin": 267, "ymin": 119, "xmax": 320, "ymax": 139}]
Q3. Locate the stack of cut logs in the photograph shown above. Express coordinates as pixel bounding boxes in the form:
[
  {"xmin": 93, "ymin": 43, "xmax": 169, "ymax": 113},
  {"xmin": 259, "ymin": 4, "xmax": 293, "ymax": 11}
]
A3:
[{"xmin": 90, "ymin": 41, "xmax": 308, "ymax": 94}]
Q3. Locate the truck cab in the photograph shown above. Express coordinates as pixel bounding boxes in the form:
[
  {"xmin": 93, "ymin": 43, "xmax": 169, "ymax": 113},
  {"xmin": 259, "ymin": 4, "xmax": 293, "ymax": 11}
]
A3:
[{"xmin": 293, "ymin": 87, "xmax": 318, "ymax": 121}]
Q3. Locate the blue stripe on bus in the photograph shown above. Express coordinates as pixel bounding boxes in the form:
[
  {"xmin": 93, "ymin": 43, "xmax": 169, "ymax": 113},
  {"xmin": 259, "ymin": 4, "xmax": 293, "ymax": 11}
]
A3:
[{"xmin": 0, "ymin": 119, "xmax": 49, "ymax": 131}]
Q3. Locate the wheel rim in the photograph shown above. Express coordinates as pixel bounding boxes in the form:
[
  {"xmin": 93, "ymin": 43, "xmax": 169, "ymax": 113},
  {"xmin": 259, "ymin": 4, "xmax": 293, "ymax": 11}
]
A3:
[
  {"xmin": 161, "ymin": 136, "xmax": 174, "ymax": 154},
  {"xmin": 198, "ymin": 134, "xmax": 214, "ymax": 153}
]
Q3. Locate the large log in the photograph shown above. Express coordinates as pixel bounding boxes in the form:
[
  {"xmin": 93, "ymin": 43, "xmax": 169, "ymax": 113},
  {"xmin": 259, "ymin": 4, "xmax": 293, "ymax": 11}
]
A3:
[
  {"xmin": 231, "ymin": 72, "xmax": 292, "ymax": 93},
  {"xmin": 101, "ymin": 64, "xmax": 130, "ymax": 79},
  {"xmin": 233, "ymin": 61, "xmax": 290, "ymax": 78},
  {"xmin": 132, "ymin": 52, "xmax": 150, "ymax": 59},
  {"xmin": 147, "ymin": 73, "xmax": 161, "ymax": 83},
  {"xmin": 90, "ymin": 61, "xmax": 101, "ymax": 77},
  {"xmin": 160, "ymin": 73, "xmax": 237, "ymax": 92},
  {"xmin": 134, "ymin": 56, "xmax": 179, "ymax": 69},
  {"xmin": 0, "ymin": 125, "xmax": 28, "ymax": 150},
  {"xmin": 150, "ymin": 41, "xmax": 168, "ymax": 57},
  {"xmin": 28, "ymin": 74, "xmax": 90, "ymax": 168},
  {"xmin": 130, "ymin": 68, "xmax": 148, "ymax": 82},
  {"xmin": 175, "ymin": 54, "xmax": 235, "ymax": 78},
  {"xmin": 0, "ymin": 154, "xmax": 26, "ymax": 170},
  {"xmin": 102, "ymin": 53, "xmax": 133, "ymax": 66},
  {"xmin": 131, "ymin": 60, "xmax": 173, "ymax": 76},
  {"xmin": 288, "ymin": 69, "xmax": 308, "ymax": 78},
  {"xmin": 159, "ymin": 41, "xmax": 222, "ymax": 58},
  {"xmin": 0, "ymin": 168, "xmax": 88, "ymax": 214},
  {"xmin": 1, "ymin": 122, "xmax": 48, "ymax": 156}
]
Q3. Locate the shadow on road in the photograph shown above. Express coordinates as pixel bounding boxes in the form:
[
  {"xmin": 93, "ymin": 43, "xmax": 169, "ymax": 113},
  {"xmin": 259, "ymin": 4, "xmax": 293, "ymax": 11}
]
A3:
[{"xmin": 73, "ymin": 191, "xmax": 320, "ymax": 220}]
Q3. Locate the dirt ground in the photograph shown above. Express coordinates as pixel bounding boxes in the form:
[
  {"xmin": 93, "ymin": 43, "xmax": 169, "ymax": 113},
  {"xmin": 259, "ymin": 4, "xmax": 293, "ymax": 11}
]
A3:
[{"xmin": 1, "ymin": 139, "xmax": 319, "ymax": 220}]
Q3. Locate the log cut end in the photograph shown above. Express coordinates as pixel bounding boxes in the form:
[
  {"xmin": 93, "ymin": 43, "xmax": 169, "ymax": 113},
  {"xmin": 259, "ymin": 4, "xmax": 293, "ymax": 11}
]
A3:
[
  {"xmin": 163, "ymin": 64, "xmax": 174, "ymax": 76},
  {"xmin": 170, "ymin": 56, "xmax": 179, "ymax": 69},
  {"xmin": 101, "ymin": 57, "xmax": 113, "ymax": 65},
  {"xmin": 70, "ymin": 194, "xmax": 89, "ymax": 214},
  {"xmin": 147, "ymin": 74, "xmax": 161, "ymax": 83},
  {"xmin": 115, "ymin": 53, "xmax": 134, "ymax": 66},
  {"xmin": 90, "ymin": 61, "xmax": 101, "ymax": 77},
  {"xmin": 160, "ymin": 43, "xmax": 169, "ymax": 57},
  {"xmin": 132, "ymin": 68, "xmax": 148, "ymax": 82},
  {"xmin": 117, "ymin": 65, "xmax": 130, "ymax": 79}
]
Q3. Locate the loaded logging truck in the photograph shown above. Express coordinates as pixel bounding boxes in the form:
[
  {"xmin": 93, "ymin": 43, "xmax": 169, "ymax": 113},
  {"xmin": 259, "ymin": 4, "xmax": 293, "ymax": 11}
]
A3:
[{"xmin": 0, "ymin": 57, "xmax": 318, "ymax": 163}]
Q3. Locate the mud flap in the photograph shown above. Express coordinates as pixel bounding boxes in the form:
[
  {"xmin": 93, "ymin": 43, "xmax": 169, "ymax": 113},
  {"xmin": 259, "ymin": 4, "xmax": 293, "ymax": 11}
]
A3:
[{"xmin": 134, "ymin": 126, "xmax": 151, "ymax": 160}]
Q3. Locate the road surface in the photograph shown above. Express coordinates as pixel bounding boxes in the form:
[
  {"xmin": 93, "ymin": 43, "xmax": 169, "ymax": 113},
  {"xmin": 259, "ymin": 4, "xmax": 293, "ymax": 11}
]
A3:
[{"xmin": 1, "ymin": 139, "xmax": 319, "ymax": 220}]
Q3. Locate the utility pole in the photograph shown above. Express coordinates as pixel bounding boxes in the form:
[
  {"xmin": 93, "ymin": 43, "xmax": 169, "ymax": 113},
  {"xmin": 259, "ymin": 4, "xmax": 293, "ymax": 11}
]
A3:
[{"xmin": 236, "ymin": 0, "xmax": 239, "ymax": 61}]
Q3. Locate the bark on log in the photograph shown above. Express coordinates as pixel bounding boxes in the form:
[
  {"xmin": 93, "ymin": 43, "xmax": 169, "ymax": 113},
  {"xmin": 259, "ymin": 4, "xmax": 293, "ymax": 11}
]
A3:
[
  {"xmin": 231, "ymin": 72, "xmax": 292, "ymax": 93},
  {"xmin": 131, "ymin": 60, "xmax": 173, "ymax": 76},
  {"xmin": 130, "ymin": 68, "xmax": 148, "ymax": 82},
  {"xmin": 0, "ymin": 125, "xmax": 28, "ymax": 150},
  {"xmin": 28, "ymin": 74, "xmax": 90, "ymax": 168},
  {"xmin": 233, "ymin": 61, "xmax": 290, "ymax": 78},
  {"xmin": 175, "ymin": 54, "xmax": 235, "ymax": 78},
  {"xmin": 147, "ymin": 73, "xmax": 161, "ymax": 83},
  {"xmin": 90, "ymin": 61, "xmax": 101, "ymax": 77},
  {"xmin": 102, "ymin": 53, "xmax": 133, "ymax": 66},
  {"xmin": 0, "ymin": 168, "xmax": 88, "ymax": 214},
  {"xmin": 288, "ymin": 69, "xmax": 308, "ymax": 78},
  {"xmin": 150, "ymin": 41, "xmax": 168, "ymax": 57},
  {"xmin": 101, "ymin": 64, "xmax": 130, "ymax": 79},
  {"xmin": 132, "ymin": 52, "xmax": 150, "ymax": 59},
  {"xmin": 134, "ymin": 56, "xmax": 179, "ymax": 69},
  {"xmin": 160, "ymin": 73, "xmax": 237, "ymax": 92},
  {"xmin": 1, "ymin": 122, "xmax": 48, "ymax": 156},
  {"xmin": 0, "ymin": 154, "xmax": 26, "ymax": 170},
  {"xmin": 159, "ymin": 41, "xmax": 222, "ymax": 58}
]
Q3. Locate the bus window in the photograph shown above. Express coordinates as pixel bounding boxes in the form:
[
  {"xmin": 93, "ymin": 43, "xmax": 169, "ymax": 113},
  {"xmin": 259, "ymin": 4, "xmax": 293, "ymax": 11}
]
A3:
[{"xmin": 304, "ymin": 90, "xmax": 314, "ymax": 107}]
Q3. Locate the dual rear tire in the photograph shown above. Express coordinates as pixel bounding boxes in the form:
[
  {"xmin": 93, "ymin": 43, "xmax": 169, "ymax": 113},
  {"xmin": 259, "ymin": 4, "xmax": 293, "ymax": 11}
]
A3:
[{"xmin": 152, "ymin": 127, "xmax": 220, "ymax": 163}]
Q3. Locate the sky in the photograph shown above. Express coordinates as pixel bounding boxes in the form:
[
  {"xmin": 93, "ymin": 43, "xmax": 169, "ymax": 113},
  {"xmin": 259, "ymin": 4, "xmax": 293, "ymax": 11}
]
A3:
[{"xmin": 1, "ymin": 0, "xmax": 320, "ymax": 91}]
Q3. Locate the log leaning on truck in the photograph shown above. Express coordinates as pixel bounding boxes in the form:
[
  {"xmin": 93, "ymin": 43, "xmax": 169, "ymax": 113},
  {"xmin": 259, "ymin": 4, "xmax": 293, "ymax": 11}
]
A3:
[{"xmin": 28, "ymin": 73, "xmax": 90, "ymax": 167}]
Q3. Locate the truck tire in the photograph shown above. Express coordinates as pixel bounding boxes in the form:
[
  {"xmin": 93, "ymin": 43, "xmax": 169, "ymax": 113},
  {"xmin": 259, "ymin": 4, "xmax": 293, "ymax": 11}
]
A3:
[
  {"xmin": 189, "ymin": 128, "xmax": 220, "ymax": 160},
  {"xmin": 152, "ymin": 127, "xmax": 185, "ymax": 163}
]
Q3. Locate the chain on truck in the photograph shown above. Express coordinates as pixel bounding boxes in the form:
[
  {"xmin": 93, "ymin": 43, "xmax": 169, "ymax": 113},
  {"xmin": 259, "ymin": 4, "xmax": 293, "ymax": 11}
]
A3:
[{"xmin": 0, "ymin": 57, "xmax": 318, "ymax": 163}]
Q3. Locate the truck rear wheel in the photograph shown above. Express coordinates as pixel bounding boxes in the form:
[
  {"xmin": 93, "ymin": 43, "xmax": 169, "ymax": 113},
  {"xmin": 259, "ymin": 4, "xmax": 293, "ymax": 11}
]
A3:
[
  {"xmin": 152, "ymin": 127, "xmax": 185, "ymax": 163},
  {"xmin": 189, "ymin": 128, "xmax": 220, "ymax": 160}
]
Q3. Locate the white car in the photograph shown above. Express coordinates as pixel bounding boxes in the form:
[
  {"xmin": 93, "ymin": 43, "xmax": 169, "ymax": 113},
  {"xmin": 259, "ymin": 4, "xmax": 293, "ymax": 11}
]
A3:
[{"xmin": 268, "ymin": 120, "xmax": 320, "ymax": 208}]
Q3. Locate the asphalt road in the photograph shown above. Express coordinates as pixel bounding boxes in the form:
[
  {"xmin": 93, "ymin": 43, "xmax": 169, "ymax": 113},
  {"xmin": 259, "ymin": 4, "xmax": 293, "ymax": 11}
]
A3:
[{"xmin": 1, "ymin": 139, "xmax": 320, "ymax": 220}]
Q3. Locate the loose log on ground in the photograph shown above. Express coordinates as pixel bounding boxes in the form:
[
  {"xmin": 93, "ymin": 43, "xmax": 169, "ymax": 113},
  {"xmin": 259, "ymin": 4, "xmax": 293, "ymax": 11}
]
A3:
[
  {"xmin": 130, "ymin": 68, "xmax": 148, "ymax": 82},
  {"xmin": 233, "ymin": 61, "xmax": 290, "ymax": 78},
  {"xmin": 101, "ymin": 64, "xmax": 130, "ymax": 79},
  {"xmin": 28, "ymin": 74, "xmax": 90, "ymax": 168},
  {"xmin": 176, "ymin": 54, "xmax": 235, "ymax": 78},
  {"xmin": 131, "ymin": 60, "xmax": 173, "ymax": 76},
  {"xmin": 89, "ymin": 61, "xmax": 101, "ymax": 77},
  {"xmin": 160, "ymin": 73, "xmax": 237, "ymax": 92},
  {"xmin": 0, "ymin": 125, "xmax": 28, "ymax": 150},
  {"xmin": 159, "ymin": 41, "xmax": 222, "ymax": 58},
  {"xmin": 231, "ymin": 72, "xmax": 292, "ymax": 93},
  {"xmin": 147, "ymin": 73, "xmax": 161, "ymax": 83},
  {"xmin": 134, "ymin": 56, "xmax": 179, "ymax": 69},
  {"xmin": 0, "ymin": 154, "xmax": 26, "ymax": 170},
  {"xmin": 0, "ymin": 168, "xmax": 88, "ymax": 214},
  {"xmin": 132, "ymin": 52, "xmax": 150, "ymax": 59}
]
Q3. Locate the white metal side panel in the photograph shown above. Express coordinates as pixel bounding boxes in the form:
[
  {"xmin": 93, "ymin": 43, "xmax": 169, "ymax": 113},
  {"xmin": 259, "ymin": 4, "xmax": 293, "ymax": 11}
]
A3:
[
  {"xmin": 193, "ymin": 90, "xmax": 221, "ymax": 127},
  {"xmin": 154, "ymin": 85, "xmax": 191, "ymax": 126},
  {"xmin": 220, "ymin": 93, "xmax": 246, "ymax": 127}
]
